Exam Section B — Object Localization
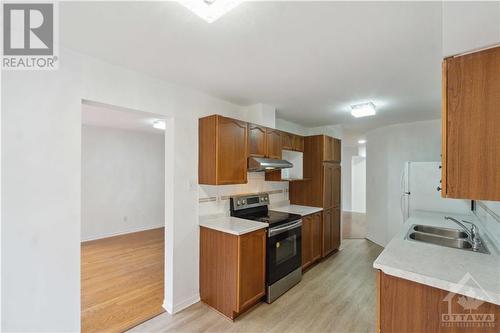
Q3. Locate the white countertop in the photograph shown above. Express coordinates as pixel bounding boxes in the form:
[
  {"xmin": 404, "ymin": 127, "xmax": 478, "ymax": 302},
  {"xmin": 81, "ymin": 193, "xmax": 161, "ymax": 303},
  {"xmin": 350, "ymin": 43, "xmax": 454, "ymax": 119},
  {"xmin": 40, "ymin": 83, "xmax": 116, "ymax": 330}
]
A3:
[
  {"xmin": 271, "ymin": 204, "xmax": 323, "ymax": 216},
  {"xmin": 199, "ymin": 214, "xmax": 268, "ymax": 236},
  {"xmin": 373, "ymin": 210, "xmax": 500, "ymax": 305}
]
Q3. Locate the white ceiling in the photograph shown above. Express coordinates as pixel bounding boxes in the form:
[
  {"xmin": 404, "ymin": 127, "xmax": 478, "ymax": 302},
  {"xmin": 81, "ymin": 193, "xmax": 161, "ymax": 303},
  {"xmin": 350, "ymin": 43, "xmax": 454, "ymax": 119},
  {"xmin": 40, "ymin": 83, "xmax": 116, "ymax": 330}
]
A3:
[
  {"xmin": 82, "ymin": 101, "xmax": 166, "ymax": 134},
  {"xmin": 62, "ymin": 1, "xmax": 443, "ymax": 137}
]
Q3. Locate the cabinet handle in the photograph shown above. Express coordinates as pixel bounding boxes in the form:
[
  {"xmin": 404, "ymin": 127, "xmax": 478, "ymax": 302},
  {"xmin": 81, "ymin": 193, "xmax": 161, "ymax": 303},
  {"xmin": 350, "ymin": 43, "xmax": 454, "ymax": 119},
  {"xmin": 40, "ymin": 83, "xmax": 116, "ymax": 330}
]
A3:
[{"xmin": 437, "ymin": 186, "xmax": 442, "ymax": 192}]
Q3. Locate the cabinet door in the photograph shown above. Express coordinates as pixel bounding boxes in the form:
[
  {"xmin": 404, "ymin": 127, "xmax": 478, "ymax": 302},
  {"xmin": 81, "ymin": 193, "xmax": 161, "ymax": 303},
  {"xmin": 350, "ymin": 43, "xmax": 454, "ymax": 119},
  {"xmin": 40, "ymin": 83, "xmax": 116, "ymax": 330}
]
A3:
[
  {"xmin": 332, "ymin": 139, "xmax": 341, "ymax": 162},
  {"xmin": 443, "ymin": 46, "xmax": 500, "ymax": 200},
  {"xmin": 332, "ymin": 164, "xmax": 341, "ymax": 207},
  {"xmin": 332, "ymin": 208, "xmax": 341, "ymax": 251},
  {"xmin": 323, "ymin": 136, "xmax": 333, "ymax": 161},
  {"xmin": 281, "ymin": 132, "xmax": 294, "ymax": 151},
  {"xmin": 301, "ymin": 215, "xmax": 313, "ymax": 269},
  {"xmin": 217, "ymin": 117, "xmax": 248, "ymax": 184},
  {"xmin": 311, "ymin": 213, "xmax": 322, "ymax": 262},
  {"xmin": 293, "ymin": 135, "xmax": 304, "ymax": 152},
  {"xmin": 323, "ymin": 164, "xmax": 333, "ymax": 208},
  {"xmin": 237, "ymin": 229, "xmax": 266, "ymax": 313},
  {"xmin": 266, "ymin": 128, "xmax": 282, "ymax": 159},
  {"xmin": 322, "ymin": 208, "xmax": 333, "ymax": 257},
  {"xmin": 248, "ymin": 124, "xmax": 267, "ymax": 157}
]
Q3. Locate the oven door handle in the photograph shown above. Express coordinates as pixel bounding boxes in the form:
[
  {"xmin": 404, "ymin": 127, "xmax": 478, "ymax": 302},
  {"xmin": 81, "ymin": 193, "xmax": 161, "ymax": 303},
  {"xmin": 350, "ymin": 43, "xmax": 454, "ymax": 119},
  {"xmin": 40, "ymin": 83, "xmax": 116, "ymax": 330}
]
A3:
[{"xmin": 268, "ymin": 220, "xmax": 302, "ymax": 237}]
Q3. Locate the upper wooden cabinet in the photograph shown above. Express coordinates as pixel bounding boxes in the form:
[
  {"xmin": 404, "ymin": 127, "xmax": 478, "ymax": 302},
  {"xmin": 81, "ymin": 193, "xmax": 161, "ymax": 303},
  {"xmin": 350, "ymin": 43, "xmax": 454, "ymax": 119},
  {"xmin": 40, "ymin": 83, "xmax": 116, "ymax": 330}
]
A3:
[
  {"xmin": 281, "ymin": 132, "xmax": 294, "ymax": 150},
  {"xmin": 293, "ymin": 135, "xmax": 305, "ymax": 152},
  {"xmin": 248, "ymin": 123, "xmax": 267, "ymax": 157},
  {"xmin": 199, "ymin": 115, "xmax": 248, "ymax": 185},
  {"xmin": 266, "ymin": 128, "xmax": 282, "ymax": 159},
  {"xmin": 323, "ymin": 136, "xmax": 341, "ymax": 162},
  {"xmin": 442, "ymin": 46, "xmax": 500, "ymax": 201},
  {"xmin": 282, "ymin": 132, "xmax": 304, "ymax": 152}
]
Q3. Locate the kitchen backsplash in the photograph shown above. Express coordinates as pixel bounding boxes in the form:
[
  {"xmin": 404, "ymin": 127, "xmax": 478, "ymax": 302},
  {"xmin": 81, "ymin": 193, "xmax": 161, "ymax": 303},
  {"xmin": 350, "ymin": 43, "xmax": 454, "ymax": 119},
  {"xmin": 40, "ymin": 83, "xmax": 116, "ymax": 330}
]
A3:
[
  {"xmin": 475, "ymin": 201, "xmax": 500, "ymax": 251},
  {"xmin": 199, "ymin": 172, "xmax": 289, "ymax": 216}
]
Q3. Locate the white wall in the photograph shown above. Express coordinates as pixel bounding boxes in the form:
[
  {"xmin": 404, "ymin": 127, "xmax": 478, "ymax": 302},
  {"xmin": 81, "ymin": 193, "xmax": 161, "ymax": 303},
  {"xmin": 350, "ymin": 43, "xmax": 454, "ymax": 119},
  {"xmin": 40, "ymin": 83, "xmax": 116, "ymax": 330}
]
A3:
[
  {"xmin": 351, "ymin": 156, "xmax": 366, "ymax": 213},
  {"xmin": 442, "ymin": 1, "xmax": 500, "ymax": 56},
  {"xmin": 275, "ymin": 118, "xmax": 309, "ymax": 136},
  {"xmin": 82, "ymin": 125, "xmax": 165, "ymax": 241},
  {"xmin": 341, "ymin": 146, "xmax": 358, "ymax": 211},
  {"xmin": 366, "ymin": 119, "xmax": 442, "ymax": 246},
  {"xmin": 1, "ymin": 47, "xmax": 250, "ymax": 332}
]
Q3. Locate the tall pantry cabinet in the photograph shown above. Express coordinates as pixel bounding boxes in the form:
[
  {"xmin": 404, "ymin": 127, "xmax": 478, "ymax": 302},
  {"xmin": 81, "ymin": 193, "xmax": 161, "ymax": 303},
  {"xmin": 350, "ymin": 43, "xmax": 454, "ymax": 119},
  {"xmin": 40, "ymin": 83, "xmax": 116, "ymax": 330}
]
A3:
[{"xmin": 289, "ymin": 135, "xmax": 342, "ymax": 256}]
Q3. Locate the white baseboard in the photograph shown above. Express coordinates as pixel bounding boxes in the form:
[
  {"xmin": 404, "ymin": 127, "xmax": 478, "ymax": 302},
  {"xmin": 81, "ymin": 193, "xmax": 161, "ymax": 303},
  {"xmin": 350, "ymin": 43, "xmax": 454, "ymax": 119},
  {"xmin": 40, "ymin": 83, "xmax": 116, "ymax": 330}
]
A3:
[
  {"xmin": 365, "ymin": 235, "xmax": 386, "ymax": 248},
  {"xmin": 163, "ymin": 294, "xmax": 200, "ymax": 315},
  {"xmin": 81, "ymin": 224, "xmax": 165, "ymax": 242}
]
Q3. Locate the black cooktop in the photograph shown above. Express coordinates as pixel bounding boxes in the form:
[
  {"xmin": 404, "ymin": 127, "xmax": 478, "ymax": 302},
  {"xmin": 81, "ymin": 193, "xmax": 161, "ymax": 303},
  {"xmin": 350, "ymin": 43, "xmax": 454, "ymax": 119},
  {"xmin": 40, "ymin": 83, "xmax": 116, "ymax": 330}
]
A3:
[{"xmin": 235, "ymin": 209, "xmax": 301, "ymax": 227}]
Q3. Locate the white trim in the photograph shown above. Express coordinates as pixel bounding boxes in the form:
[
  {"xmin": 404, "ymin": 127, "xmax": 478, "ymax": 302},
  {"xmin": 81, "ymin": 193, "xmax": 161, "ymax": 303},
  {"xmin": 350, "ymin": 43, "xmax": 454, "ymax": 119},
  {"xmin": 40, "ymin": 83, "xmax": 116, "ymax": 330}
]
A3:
[
  {"xmin": 81, "ymin": 224, "xmax": 165, "ymax": 242},
  {"xmin": 163, "ymin": 294, "xmax": 200, "ymax": 315},
  {"xmin": 365, "ymin": 235, "xmax": 385, "ymax": 248}
]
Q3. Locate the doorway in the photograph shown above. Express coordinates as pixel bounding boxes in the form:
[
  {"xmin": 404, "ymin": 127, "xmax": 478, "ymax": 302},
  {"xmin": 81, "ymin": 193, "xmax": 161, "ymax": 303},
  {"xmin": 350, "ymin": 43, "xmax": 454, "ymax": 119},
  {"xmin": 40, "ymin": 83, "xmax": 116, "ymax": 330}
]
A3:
[{"xmin": 80, "ymin": 101, "xmax": 166, "ymax": 332}]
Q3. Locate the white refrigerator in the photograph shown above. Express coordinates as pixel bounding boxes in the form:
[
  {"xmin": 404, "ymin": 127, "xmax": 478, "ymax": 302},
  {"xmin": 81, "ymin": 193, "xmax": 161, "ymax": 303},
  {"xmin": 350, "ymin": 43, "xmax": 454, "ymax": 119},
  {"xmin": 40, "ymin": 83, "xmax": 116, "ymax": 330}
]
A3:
[{"xmin": 401, "ymin": 161, "xmax": 470, "ymax": 223}]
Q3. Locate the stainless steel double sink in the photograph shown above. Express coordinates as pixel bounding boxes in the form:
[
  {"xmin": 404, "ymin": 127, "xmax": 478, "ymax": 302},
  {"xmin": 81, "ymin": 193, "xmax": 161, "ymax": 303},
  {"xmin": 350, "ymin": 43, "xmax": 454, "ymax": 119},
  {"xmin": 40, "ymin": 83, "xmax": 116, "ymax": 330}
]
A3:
[{"xmin": 405, "ymin": 224, "xmax": 489, "ymax": 254}]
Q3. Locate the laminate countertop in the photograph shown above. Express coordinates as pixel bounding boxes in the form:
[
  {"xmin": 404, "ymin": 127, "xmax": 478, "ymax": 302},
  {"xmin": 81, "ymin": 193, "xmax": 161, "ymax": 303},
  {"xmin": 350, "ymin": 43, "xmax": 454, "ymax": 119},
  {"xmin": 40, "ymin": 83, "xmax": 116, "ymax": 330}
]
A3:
[
  {"xmin": 199, "ymin": 214, "xmax": 268, "ymax": 236},
  {"xmin": 373, "ymin": 210, "xmax": 500, "ymax": 305},
  {"xmin": 271, "ymin": 204, "xmax": 323, "ymax": 216}
]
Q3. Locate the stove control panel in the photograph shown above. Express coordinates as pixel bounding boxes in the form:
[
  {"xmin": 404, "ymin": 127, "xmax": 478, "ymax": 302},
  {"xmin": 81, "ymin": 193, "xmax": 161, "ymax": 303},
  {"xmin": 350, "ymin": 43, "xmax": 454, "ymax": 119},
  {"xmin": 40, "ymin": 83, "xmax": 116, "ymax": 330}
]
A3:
[{"xmin": 230, "ymin": 193, "xmax": 269, "ymax": 211}]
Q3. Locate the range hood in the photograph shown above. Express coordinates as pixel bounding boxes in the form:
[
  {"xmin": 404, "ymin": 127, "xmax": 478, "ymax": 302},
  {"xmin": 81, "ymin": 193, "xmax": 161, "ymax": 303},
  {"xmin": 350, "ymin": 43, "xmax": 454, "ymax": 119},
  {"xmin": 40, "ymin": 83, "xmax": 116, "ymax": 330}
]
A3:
[{"xmin": 248, "ymin": 157, "xmax": 293, "ymax": 172}]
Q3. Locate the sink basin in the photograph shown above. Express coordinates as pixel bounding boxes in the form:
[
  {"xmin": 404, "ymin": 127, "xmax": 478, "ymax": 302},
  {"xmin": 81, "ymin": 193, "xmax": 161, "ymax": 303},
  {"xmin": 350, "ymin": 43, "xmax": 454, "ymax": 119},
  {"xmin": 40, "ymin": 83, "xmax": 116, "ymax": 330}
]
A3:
[
  {"xmin": 408, "ymin": 232, "xmax": 472, "ymax": 250},
  {"xmin": 413, "ymin": 225, "xmax": 468, "ymax": 239},
  {"xmin": 405, "ymin": 224, "xmax": 489, "ymax": 254}
]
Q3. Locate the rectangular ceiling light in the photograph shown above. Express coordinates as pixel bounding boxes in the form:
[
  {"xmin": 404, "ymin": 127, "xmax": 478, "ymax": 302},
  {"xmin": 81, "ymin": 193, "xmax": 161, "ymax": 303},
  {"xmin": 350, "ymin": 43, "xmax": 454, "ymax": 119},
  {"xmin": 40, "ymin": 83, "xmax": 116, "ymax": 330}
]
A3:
[
  {"xmin": 351, "ymin": 102, "xmax": 376, "ymax": 118},
  {"xmin": 177, "ymin": 0, "xmax": 241, "ymax": 23}
]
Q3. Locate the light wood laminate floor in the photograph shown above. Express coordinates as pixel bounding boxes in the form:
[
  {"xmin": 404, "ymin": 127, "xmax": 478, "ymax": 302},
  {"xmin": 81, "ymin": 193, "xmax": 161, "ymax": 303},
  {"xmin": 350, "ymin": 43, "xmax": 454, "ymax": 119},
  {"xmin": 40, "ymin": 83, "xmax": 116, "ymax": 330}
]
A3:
[
  {"xmin": 342, "ymin": 211, "xmax": 367, "ymax": 239},
  {"xmin": 130, "ymin": 239, "xmax": 383, "ymax": 333},
  {"xmin": 81, "ymin": 228, "xmax": 165, "ymax": 333}
]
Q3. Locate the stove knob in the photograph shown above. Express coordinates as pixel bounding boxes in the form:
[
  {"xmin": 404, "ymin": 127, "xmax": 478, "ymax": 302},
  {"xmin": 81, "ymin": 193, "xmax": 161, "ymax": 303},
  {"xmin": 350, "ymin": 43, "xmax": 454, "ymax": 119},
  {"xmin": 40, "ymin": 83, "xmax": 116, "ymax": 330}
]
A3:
[
  {"xmin": 237, "ymin": 200, "xmax": 241, "ymax": 206},
  {"xmin": 242, "ymin": 199, "xmax": 246, "ymax": 204},
  {"xmin": 264, "ymin": 197, "xmax": 268, "ymax": 201}
]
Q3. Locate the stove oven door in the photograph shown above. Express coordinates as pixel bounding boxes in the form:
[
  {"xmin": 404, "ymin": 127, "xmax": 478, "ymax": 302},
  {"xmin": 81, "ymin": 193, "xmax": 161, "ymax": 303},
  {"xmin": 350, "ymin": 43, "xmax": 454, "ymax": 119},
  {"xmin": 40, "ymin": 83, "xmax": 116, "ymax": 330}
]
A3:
[{"xmin": 267, "ymin": 219, "xmax": 302, "ymax": 285}]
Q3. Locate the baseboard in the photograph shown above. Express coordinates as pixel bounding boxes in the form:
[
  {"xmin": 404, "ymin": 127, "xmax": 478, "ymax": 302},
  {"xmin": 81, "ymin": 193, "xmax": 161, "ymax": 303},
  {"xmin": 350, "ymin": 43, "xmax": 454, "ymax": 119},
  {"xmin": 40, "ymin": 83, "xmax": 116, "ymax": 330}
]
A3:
[
  {"xmin": 81, "ymin": 224, "xmax": 165, "ymax": 242},
  {"xmin": 163, "ymin": 294, "xmax": 200, "ymax": 315},
  {"xmin": 365, "ymin": 235, "xmax": 386, "ymax": 248}
]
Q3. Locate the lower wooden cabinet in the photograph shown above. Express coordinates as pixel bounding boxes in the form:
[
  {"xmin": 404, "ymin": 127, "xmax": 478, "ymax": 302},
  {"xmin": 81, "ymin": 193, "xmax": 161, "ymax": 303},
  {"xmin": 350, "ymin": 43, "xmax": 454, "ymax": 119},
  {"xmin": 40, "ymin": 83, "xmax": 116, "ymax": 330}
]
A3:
[
  {"xmin": 200, "ymin": 227, "xmax": 266, "ymax": 319},
  {"xmin": 322, "ymin": 207, "xmax": 340, "ymax": 257},
  {"xmin": 377, "ymin": 270, "xmax": 500, "ymax": 333},
  {"xmin": 301, "ymin": 212, "xmax": 322, "ymax": 270}
]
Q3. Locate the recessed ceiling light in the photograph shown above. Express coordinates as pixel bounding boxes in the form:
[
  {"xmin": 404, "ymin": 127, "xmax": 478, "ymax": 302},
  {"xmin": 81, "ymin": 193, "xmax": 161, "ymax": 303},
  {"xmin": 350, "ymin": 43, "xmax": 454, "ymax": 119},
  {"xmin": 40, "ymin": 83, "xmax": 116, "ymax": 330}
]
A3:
[
  {"xmin": 358, "ymin": 140, "xmax": 366, "ymax": 144},
  {"xmin": 351, "ymin": 102, "xmax": 376, "ymax": 118},
  {"xmin": 153, "ymin": 120, "xmax": 166, "ymax": 130},
  {"xmin": 177, "ymin": 0, "xmax": 241, "ymax": 23}
]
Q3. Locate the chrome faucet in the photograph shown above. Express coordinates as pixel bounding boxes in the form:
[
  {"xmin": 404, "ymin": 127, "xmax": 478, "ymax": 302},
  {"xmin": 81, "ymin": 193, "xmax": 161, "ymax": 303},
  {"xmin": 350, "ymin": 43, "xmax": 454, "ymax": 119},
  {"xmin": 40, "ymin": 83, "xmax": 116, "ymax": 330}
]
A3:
[{"xmin": 445, "ymin": 216, "xmax": 481, "ymax": 251}]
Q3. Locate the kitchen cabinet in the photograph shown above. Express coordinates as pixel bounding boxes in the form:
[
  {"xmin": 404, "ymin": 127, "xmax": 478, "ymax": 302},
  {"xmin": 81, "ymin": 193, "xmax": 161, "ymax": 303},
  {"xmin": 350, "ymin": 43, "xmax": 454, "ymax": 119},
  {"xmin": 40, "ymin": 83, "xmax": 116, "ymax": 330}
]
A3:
[
  {"xmin": 324, "ymin": 136, "xmax": 341, "ymax": 162},
  {"xmin": 200, "ymin": 227, "xmax": 266, "ymax": 320},
  {"xmin": 199, "ymin": 115, "xmax": 248, "ymax": 185},
  {"xmin": 301, "ymin": 212, "xmax": 323, "ymax": 270},
  {"xmin": 293, "ymin": 135, "xmax": 304, "ymax": 152},
  {"xmin": 290, "ymin": 135, "xmax": 341, "ymax": 257},
  {"xmin": 442, "ymin": 46, "xmax": 500, "ymax": 201},
  {"xmin": 322, "ymin": 208, "xmax": 334, "ymax": 257},
  {"xmin": 248, "ymin": 123, "xmax": 267, "ymax": 157},
  {"xmin": 281, "ymin": 131, "xmax": 294, "ymax": 151},
  {"xmin": 377, "ymin": 270, "xmax": 500, "ymax": 333},
  {"xmin": 266, "ymin": 128, "xmax": 282, "ymax": 159}
]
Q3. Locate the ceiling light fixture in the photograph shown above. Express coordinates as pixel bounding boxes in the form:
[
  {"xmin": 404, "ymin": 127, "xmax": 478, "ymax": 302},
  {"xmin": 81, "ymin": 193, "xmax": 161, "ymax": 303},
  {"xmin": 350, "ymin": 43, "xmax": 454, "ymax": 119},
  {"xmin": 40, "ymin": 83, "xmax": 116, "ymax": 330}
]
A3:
[
  {"xmin": 351, "ymin": 102, "xmax": 376, "ymax": 118},
  {"xmin": 177, "ymin": 0, "xmax": 241, "ymax": 23},
  {"xmin": 153, "ymin": 120, "xmax": 166, "ymax": 130},
  {"xmin": 358, "ymin": 140, "xmax": 366, "ymax": 144}
]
